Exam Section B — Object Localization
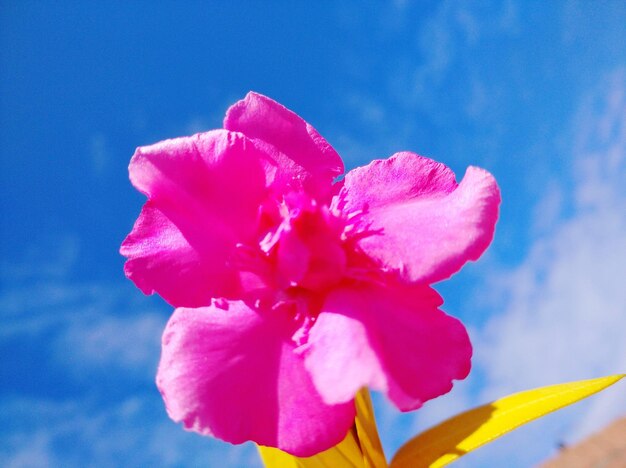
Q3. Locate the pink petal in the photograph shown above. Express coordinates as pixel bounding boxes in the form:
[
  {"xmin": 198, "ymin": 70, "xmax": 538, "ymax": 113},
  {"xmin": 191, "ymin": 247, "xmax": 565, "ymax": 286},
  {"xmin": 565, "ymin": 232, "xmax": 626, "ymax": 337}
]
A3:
[
  {"xmin": 157, "ymin": 303, "xmax": 356, "ymax": 457},
  {"xmin": 340, "ymin": 152, "xmax": 500, "ymax": 284},
  {"xmin": 121, "ymin": 130, "xmax": 270, "ymax": 307},
  {"xmin": 305, "ymin": 282, "xmax": 471, "ymax": 411},
  {"xmin": 224, "ymin": 92, "xmax": 344, "ymax": 201}
]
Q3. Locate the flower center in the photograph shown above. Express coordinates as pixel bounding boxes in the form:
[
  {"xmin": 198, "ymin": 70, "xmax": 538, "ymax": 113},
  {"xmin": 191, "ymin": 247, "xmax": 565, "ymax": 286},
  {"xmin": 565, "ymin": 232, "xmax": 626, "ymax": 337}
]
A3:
[{"xmin": 270, "ymin": 192, "xmax": 347, "ymax": 293}]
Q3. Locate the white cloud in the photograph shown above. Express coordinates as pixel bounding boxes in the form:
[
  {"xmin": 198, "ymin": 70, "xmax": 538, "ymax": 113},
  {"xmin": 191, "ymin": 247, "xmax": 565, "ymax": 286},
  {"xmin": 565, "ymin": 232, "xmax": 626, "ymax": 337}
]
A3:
[
  {"xmin": 0, "ymin": 235, "xmax": 80, "ymax": 283},
  {"xmin": 530, "ymin": 181, "xmax": 564, "ymax": 235},
  {"xmin": 408, "ymin": 1, "xmax": 519, "ymax": 111},
  {"xmin": 55, "ymin": 312, "xmax": 165, "ymax": 381},
  {"xmin": 345, "ymin": 93, "xmax": 386, "ymax": 127},
  {"xmin": 370, "ymin": 68, "xmax": 626, "ymax": 468},
  {"xmin": 471, "ymin": 69, "xmax": 626, "ymax": 465},
  {"xmin": 185, "ymin": 116, "xmax": 213, "ymax": 135},
  {"xmin": 0, "ymin": 242, "xmax": 263, "ymax": 467},
  {"xmin": 90, "ymin": 133, "xmax": 109, "ymax": 176},
  {"xmin": 0, "ymin": 272, "xmax": 165, "ymax": 375},
  {"xmin": 0, "ymin": 396, "xmax": 261, "ymax": 468}
]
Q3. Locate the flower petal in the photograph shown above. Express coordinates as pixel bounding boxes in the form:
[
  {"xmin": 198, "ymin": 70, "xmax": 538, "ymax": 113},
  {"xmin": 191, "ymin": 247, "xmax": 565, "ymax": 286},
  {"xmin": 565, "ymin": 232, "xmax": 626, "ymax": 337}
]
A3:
[
  {"xmin": 121, "ymin": 203, "xmax": 229, "ymax": 307},
  {"xmin": 121, "ymin": 130, "xmax": 269, "ymax": 306},
  {"xmin": 224, "ymin": 92, "xmax": 344, "ymax": 200},
  {"xmin": 157, "ymin": 302, "xmax": 356, "ymax": 457},
  {"xmin": 305, "ymin": 282, "xmax": 472, "ymax": 411},
  {"xmin": 340, "ymin": 152, "xmax": 500, "ymax": 284}
]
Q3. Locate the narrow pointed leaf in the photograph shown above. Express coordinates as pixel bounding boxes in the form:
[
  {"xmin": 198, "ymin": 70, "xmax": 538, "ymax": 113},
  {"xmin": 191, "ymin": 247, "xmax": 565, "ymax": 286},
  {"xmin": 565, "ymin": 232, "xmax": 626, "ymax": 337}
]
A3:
[
  {"xmin": 259, "ymin": 388, "xmax": 388, "ymax": 468},
  {"xmin": 353, "ymin": 389, "xmax": 388, "ymax": 468},
  {"xmin": 258, "ymin": 426, "xmax": 364, "ymax": 468},
  {"xmin": 391, "ymin": 374, "xmax": 625, "ymax": 468}
]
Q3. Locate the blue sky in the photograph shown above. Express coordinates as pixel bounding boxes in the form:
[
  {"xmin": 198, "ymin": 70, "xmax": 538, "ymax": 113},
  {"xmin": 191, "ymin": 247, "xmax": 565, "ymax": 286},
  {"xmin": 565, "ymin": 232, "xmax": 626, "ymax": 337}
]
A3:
[{"xmin": 1, "ymin": 1, "xmax": 625, "ymax": 466}]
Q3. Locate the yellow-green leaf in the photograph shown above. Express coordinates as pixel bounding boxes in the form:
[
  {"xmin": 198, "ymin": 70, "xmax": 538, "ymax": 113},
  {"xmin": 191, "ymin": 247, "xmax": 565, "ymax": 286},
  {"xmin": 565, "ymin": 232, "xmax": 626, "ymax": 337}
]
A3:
[
  {"xmin": 258, "ymin": 388, "xmax": 388, "ymax": 468},
  {"xmin": 258, "ymin": 427, "xmax": 364, "ymax": 468},
  {"xmin": 353, "ymin": 388, "xmax": 388, "ymax": 468},
  {"xmin": 391, "ymin": 374, "xmax": 625, "ymax": 468}
]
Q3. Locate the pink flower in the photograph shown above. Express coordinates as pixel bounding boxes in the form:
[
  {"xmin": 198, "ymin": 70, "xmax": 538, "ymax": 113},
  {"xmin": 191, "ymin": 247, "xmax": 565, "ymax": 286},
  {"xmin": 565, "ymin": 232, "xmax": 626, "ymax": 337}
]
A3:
[{"xmin": 120, "ymin": 92, "xmax": 500, "ymax": 456}]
